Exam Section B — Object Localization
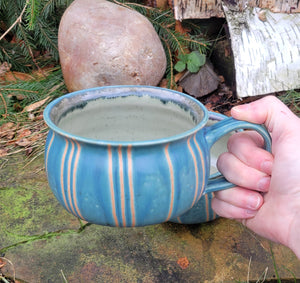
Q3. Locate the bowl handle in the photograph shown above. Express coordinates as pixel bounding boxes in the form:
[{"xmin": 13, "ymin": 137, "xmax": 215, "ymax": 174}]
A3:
[{"xmin": 203, "ymin": 117, "xmax": 272, "ymax": 194}]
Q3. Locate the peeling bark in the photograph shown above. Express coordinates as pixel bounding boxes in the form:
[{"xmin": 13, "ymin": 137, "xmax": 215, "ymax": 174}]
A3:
[
  {"xmin": 173, "ymin": 0, "xmax": 224, "ymax": 20},
  {"xmin": 224, "ymin": 6, "xmax": 300, "ymax": 97},
  {"xmin": 173, "ymin": 0, "xmax": 300, "ymax": 20}
]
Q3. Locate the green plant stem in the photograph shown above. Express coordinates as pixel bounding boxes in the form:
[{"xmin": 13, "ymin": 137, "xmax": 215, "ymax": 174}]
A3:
[{"xmin": 270, "ymin": 242, "xmax": 281, "ymax": 283}]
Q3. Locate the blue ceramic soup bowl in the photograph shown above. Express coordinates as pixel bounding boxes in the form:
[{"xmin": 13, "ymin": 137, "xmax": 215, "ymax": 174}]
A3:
[{"xmin": 44, "ymin": 86, "xmax": 271, "ymax": 227}]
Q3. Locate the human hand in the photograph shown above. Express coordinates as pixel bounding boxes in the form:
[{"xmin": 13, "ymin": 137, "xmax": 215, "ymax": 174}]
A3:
[{"xmin": 211, "ymin": 96, "xmax": 300, "ymax": 259}]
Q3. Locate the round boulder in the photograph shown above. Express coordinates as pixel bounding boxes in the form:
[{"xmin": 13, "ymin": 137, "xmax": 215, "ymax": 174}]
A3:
[{"xmin": 58, "ymin": 0, "xmax": 167, "ymax": 92}]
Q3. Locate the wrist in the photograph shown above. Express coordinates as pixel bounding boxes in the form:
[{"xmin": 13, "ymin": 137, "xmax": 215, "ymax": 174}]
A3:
[{"xmin": 288, "ymin": 211, "xmax": 300, "ymax": 259}]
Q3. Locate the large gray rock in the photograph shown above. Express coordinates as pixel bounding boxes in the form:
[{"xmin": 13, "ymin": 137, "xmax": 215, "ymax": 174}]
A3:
[{"xmin": 58, "ymin": 0, "xmax": 167, "ymax": 92}]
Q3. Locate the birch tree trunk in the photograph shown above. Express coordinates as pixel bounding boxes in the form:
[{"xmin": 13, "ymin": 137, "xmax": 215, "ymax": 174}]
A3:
[
  {"xmin": 173, "ymin": 0, "xmax": 300, "ymax": 20},
  {"xmin": 173, "ymin": 0, "xmax": 224, "ymax": 20},
  {"xmin": 173, "ymin": 0, "xmax": 300, "ymax": 98},
  {"xmin": 223, "ymin": 5, "xmax": 300, "ymax": 97}
]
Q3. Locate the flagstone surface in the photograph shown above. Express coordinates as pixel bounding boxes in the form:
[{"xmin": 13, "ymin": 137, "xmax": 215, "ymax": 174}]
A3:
[{"xmin": 1, "ymin": 155, "xmax": 300, "ymax": 282}]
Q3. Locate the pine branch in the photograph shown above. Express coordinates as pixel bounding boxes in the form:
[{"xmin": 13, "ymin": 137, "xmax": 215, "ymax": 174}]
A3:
[
  {"xmin": 25, "ymin": 0, "xmax": 41, "ymax": 30},
  {"xmin": 0, "ymin": 0, "xmax": 29, "ymax": 41},
  {"xmin": 0, "ymin": 68, "xmax": 66, "ymax": 116}
]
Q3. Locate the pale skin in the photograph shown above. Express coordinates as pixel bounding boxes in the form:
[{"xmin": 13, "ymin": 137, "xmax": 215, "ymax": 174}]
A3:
[{"xmin": 211, "ymin": 95, "xmax": 300, "ymax": 259}]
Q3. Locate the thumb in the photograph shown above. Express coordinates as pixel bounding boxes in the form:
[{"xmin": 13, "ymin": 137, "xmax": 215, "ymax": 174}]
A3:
[{"xmin": 231, "ymin": 96, "xmax": 299, "ymax": 149}]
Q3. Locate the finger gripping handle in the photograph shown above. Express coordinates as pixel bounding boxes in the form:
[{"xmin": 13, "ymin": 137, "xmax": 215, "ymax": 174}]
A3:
[{"xmin": 204, "ymin": 117, "xmax": 272, "ymax": 194}]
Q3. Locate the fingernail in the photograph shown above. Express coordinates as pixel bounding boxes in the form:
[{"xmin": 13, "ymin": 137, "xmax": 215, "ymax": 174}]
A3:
[
  {"xmin": 261, "ymin": 161, "xmax": 273, "ymax": 174},
  {"xmin": 248, "ymin": 195, "xmax": 261, "ymax": 210},
  {"xmin": 258, "ymin": 176, "xmax": 271, "ymax": 192},
  {"xmin": 232, "ymin": 104, "xmax": 249, "ymax": 115}
]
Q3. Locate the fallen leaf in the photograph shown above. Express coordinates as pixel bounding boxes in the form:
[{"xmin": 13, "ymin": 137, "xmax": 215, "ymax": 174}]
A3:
[
  {"xmin": 0, "ymin": 257, "xmax": 6, "ymax": 268},
  {"xmin": 174, "ymin": 71, "xmax": 185, "ymax": 83},
  {"xmin": 204, "ymin": 102, "xmax": 214, "ymax": 112},
  {"xmin": 0, "ymin": 62, "xmax": 11, "ymax": 77},
  {"xmin": 177, "ymin": 257, "xmax": 189, "ymax": 269},
  {"xmin": 15, "ymin": 138, "xmax": 31, "ymax": 147},
  {"xmin": 224, "ymin": 110, "xmax": 231, "ymax": 117},
  {"xmin": 23, "ymin": 96, "xmax": 50, "ymax": 112},
  {"xmin": 0, "ymin": 122, "xmax": 15, "ymax": 132},
  {"xmin": 0, "ymin": 148, "xmax": 8, "ymax": 157},
  {"xmin": 176, "ymin": 85, "xmax": 183, "ymax": 93},
  {"xmin": 175, "ymin": 20, "xmax": 190, "ymax": 35},
  {"xmin": 35, "ymin": 113, "xmax": 44, "ymax": 120},
  {"xmin": 26, "ymin": 147, "xmax": 33, "ymax": 156},
  {"xmin": 0, "ymin": 122, "xmax": 16, "ymax": 139},
  {"xmin": 32, "ymin": 66, "xmax": 56, "ymax": 79},
  {"xmin": 17, "ymin": 129, "xmax": 31, "ymax": 139},
  {"xmin": 4, "ymin": 71, "xmax": 34, "ymax": 82},
  {"xmin": 159, "ymin": 78, "xmax": 168, "ymax": 88}
]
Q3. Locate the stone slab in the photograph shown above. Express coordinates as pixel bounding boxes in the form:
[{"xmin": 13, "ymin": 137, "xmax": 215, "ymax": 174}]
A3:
[{"xmin": 1, "ymin": 155, "xmax": 300, "ymax": 282}]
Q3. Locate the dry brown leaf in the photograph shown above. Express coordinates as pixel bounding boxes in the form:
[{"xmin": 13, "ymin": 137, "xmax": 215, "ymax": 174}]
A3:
[
  {"xmin": 32, "ymin": 66, "xmax": 56, "ymax": 79},
  {"xmin": 159, "ymin": 78, "xmax": 168, "ymax": 88},
  {"xmin": 17, "ymin": 128, "xmax": 31, "ymax": 139},
  {"xmin": 0, "ymin": 148, "xmax": 8, "ymax": 157},
  {"xmin": 176, "ymin": 85, "xmax": 183, "ymax": 92},
  {"xmin": 0, "ymin": 62, "xmax": 11, "ymax": 77},
  {"xmin": 0, "ymin": 257, "xmax": 6, "ymax": 268},
  {"xmin": 0, "ymin": 122, "xmax": 15, "ymax": 132},
  {"xmin": 15, "ymin": 138, "xmax": 31, "ymax": 147},
  {"xmin": 177, "ymin": 257, "xmax": 189, "ymax": 269},
  {"xmin": 29, "ymin": 133, "xmax": 43, "ymax": 142},
  {"xmin": 35, "ymin": 113, "xmax": 44, "ymax": 120},
  {"xmin": 3, "ymin": 71, "xmax": 34, "ymax": 82},
  {"xmin": 0, "ymin": 122, "xmax": 16, "ymax": 139},
  {"xmin": 175, "ymin": 20, "xmax": 190, "ymax": 35},
  {"xmin": 23, "ymin": 96, "xmax": 50, "ymax": 112},
  {"xmin": 174, "ymin": 72, "xmax": 185, "ymax": 83},
  {"xmin": 204, "ymin": 102, "xmax": 214, "ymax": 112}
]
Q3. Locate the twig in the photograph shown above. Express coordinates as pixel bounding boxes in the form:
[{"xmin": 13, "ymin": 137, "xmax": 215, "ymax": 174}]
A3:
[
  {"xmin": 0, "ymin": 0, "xmax": 29, "ymax": 41},
  {"xmin": 60, "ymin": 270, "xmax": 68, "ymax": 283},
  {"xmin": 0, "ymin": 93, "xmax": 8, "ymax": 118},
  {"xmin": 247, "ymin": 256, "xmax": 252, "ymax": 283},
  {"xmin": 0, "ymin": 257, "xmax": 15, "ymax": 282},
  {"xmin": 0, "ymin": 276, "xmax": 10, "ymax": 283}
]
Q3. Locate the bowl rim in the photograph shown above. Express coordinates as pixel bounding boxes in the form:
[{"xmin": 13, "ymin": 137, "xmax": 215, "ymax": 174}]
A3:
[{"xmin": 43, "ymin": 85, "xmax": 211, "ymax": 147}]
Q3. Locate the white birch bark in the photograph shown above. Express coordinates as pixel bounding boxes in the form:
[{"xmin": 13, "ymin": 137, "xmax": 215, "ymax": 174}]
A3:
[
  {"xmin": 173, "ymin": 0, "xmax": 224, "ymax": 21},
  {"xmin": 223, "ymin": 6, "xmax": 300, "ymax": 97},
  {"xmin": 172, "ymin": 0, "xmax": 300, "ymax": 20}
]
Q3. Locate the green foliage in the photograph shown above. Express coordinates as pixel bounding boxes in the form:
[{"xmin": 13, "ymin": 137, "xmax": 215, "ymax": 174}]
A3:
[
  {"xmin": 279, "ymin": 89, "xmax": 300, "ymax": 116},
  {"xmin": 0, "ymin": 0, "xmax": 210, "ymax": 86},
  {"xmin": 105, "ymin": 1, "xmax": 210, "ymax": 88},
  {"xmin": 0, "ymin": 0, "xmax": 74, "ymax": 72},
  {"xmin": 0, "ymin": 68, "xmax": 67, "ymax": 119},
  {"xmin": 175, "ymin": 51, "xmax": 206, "ymax": 73}
]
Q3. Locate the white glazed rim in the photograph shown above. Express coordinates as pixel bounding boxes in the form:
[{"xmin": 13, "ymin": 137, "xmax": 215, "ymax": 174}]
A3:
[{"xmin": 43, "ymin": 85, "xmax": 209, "ymax": 147}]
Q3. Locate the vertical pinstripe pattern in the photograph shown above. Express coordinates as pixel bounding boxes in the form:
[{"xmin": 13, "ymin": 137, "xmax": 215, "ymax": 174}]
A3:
[
  {"xmin": 118, "ymin": 145, "xmax": 126, "ymax": 227},
  {"xmin": 187, "ymin": 136, "xmax": 199, "ymax": 207},
  {"xmin": 67, "ymin": 140, "xmax": 76, "ymax": 215},
  {"xmin": 193, "ymin": 135, "xmax": 206, "ymax": 200},
  {"xmin": 164, "ymin": 143, "xmax": 175, "ymax": 221},
  {"xmin": 108, "ymin": 145, "xmax": 119, "ymax": 227},
  {"xmin": 127, "ymin": 145, "xmax": 136, "ymax": 227},
  {"xmin": 72, "ymin": 141, "xmax": 83, "ymax": 219},
  {"xmin": 56, "ymin": 138, "xmax": 85, "ymax": 219},
  {"xmin": 60, "ymin": 139, "xmax": 71, "ymax": 213},
  {"xmin": 47, "ymin": 133, "xmax": 218, "ymax": 226},
  {"xmin": 45, "ymin": 131, "xmax": 55, "ymax": 173},
  {"xmin": 176, "ymin": 216, "xmax": 183, "ymax": 224},
  {"xmin": 107, "ymin": 145, "xmax": 136, "ymax": 227}
]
